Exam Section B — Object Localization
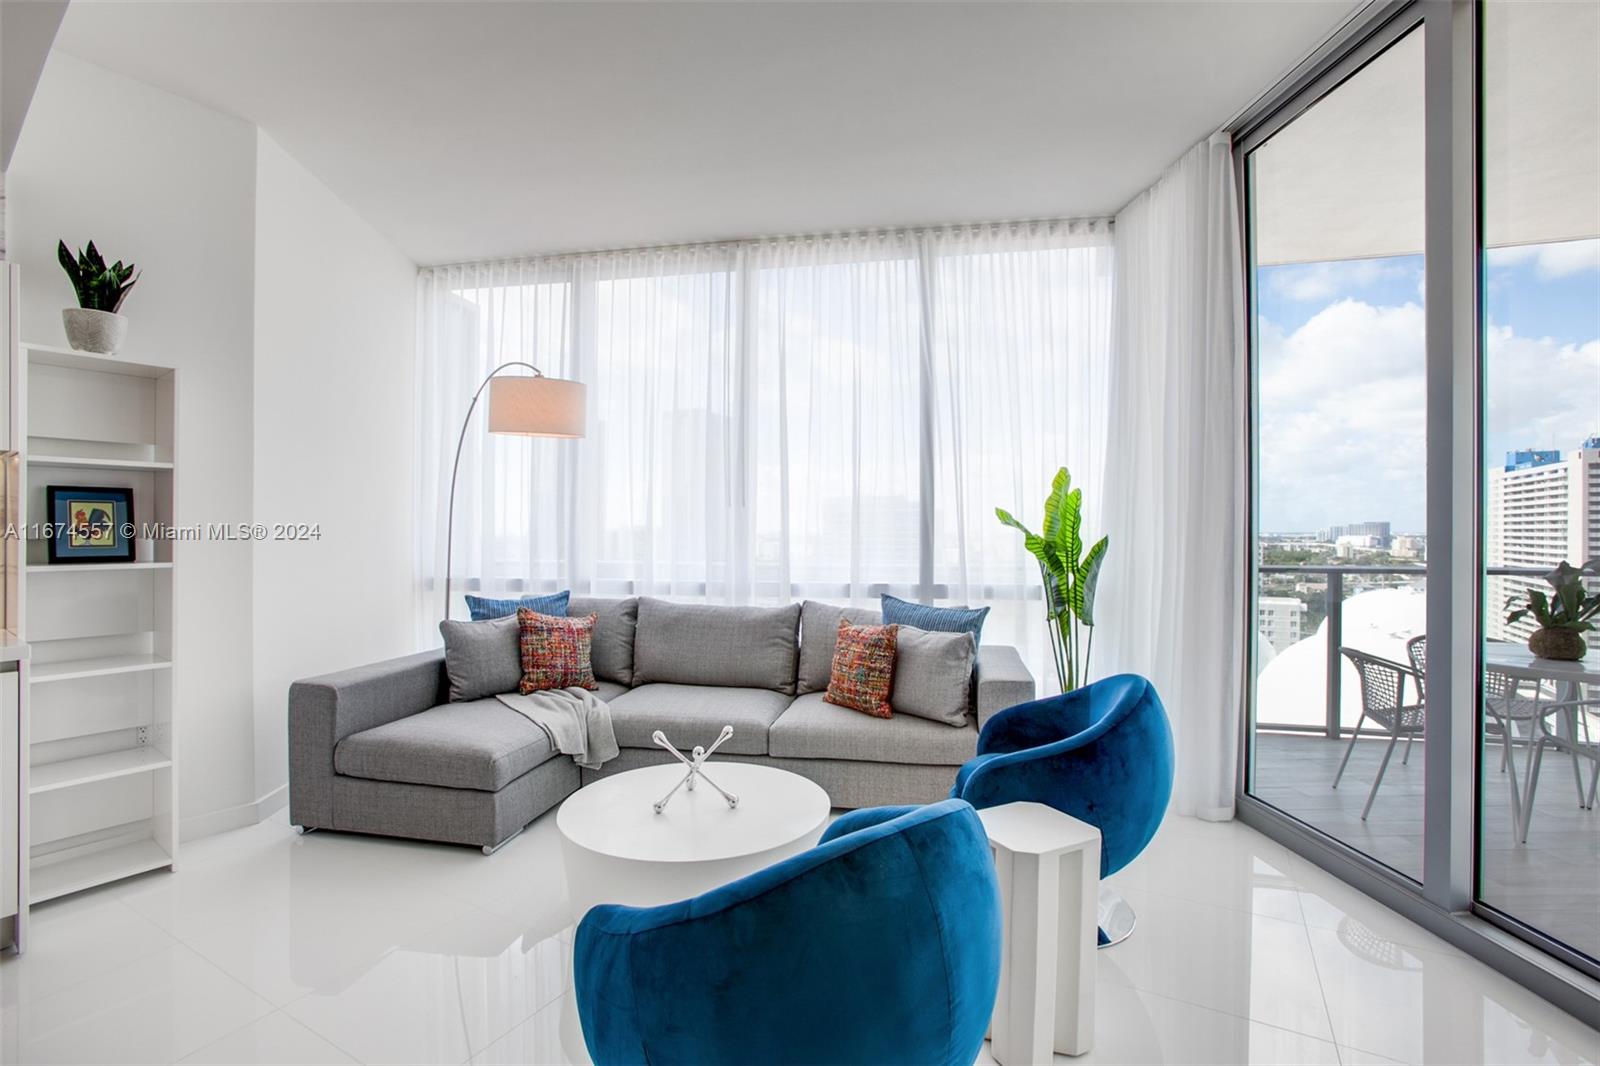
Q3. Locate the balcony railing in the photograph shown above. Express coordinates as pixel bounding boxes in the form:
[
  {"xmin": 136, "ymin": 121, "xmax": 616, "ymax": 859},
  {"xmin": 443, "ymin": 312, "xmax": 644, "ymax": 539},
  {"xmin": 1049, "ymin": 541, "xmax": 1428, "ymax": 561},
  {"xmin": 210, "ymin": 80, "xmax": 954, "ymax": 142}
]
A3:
[{"xmin": 1255, "ymin": 563, "xmax": 1546, "ymax": 736}]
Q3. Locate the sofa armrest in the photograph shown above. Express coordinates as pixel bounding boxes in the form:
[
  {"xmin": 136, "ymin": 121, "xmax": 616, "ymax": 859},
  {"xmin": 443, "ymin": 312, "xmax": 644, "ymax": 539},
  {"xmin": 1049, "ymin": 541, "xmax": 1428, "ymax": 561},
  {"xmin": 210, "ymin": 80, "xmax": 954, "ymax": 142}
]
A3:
[
  {"xmin": 288, "ymin": 649, "xmax": 447, "ymax": 829},
  {"xmin": 975, "ymin": 644, "xmax": 1035, "ymax": 731}
]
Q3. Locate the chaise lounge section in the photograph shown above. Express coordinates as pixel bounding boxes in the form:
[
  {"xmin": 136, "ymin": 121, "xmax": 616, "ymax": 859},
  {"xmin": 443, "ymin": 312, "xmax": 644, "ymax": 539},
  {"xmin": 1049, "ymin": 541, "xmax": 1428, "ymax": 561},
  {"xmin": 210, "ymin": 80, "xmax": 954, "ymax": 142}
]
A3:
[{"xmin": 288, "ymin": 597, "xmax": 1034, "ymax": 851}]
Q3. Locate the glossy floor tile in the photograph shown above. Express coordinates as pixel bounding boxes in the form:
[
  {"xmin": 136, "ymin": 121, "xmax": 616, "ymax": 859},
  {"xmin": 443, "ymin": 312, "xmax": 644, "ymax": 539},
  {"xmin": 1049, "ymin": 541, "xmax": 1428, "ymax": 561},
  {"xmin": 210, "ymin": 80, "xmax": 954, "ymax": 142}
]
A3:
[
  {"xmin": 1, "ymin": 808, "xmax": 1595, "ymax": 1065},
  {"xmin": 1, "ymin": 942, "xmax": 273, "ymax": 1064},
  {"xmin": 176, "ymin": 1012, "xmax": 357, "ymax": 1066}
]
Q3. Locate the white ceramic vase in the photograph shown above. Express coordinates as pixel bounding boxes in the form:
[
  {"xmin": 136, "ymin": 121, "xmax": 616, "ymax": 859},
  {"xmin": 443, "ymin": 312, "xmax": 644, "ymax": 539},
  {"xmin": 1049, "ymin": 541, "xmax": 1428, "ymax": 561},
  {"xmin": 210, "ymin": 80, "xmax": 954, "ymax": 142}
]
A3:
[{"xmin": 62, "ymin": 308, "xmax": 129, "ymax": 355}]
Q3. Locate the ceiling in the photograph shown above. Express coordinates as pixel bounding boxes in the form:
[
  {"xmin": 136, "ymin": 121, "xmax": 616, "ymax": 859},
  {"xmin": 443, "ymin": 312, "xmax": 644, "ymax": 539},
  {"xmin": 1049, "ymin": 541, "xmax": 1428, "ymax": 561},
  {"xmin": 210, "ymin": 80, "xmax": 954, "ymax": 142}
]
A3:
[
  {"xmin": 54, "ymin": 0, "xmax": 1359, "ymax": 265},
  {"xmin": 1, "ymin": 0, "xmax": 69, "ymax": 169}
]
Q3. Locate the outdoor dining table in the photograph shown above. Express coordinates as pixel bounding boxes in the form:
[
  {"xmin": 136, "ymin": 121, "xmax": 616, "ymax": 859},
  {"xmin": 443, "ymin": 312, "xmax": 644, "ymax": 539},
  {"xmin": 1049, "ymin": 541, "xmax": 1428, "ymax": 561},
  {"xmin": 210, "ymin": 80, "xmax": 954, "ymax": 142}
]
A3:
[{"xmin": 1481, "ymin": 644, "xmax": 1599, "ymax": 843}]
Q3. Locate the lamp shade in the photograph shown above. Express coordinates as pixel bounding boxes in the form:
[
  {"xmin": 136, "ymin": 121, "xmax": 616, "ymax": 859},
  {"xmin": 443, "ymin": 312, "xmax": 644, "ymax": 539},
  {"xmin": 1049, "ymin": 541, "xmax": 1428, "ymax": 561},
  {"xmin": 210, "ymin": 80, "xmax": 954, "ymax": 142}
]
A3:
[{"xmin": 488, "ymin": 375, "xmax": 586, "ymax": 438}]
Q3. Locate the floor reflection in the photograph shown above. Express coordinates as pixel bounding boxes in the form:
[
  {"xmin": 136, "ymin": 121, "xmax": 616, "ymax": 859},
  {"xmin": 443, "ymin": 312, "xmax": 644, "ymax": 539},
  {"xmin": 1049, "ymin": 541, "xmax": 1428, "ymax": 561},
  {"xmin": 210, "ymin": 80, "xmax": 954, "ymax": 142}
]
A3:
[{"xmin": 0, "ymin": 805, "xmax": 1594, "ymax": 1065}]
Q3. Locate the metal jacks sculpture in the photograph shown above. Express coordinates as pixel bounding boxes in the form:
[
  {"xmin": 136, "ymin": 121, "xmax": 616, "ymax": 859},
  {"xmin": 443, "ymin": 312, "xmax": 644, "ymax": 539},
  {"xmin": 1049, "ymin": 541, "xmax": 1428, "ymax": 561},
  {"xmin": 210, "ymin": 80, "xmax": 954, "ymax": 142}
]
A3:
[{"xmin": 651, "ymin": 725, "xmax": 739, "ymax": 814}]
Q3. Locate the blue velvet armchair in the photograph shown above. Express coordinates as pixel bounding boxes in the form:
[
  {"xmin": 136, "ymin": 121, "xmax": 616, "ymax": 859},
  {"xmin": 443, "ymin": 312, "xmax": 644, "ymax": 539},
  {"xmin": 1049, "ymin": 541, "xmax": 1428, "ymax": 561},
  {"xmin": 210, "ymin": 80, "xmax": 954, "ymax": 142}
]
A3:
[
  {"xmin": 951, "ymin": 673, "xmax": 1174, "ymax": 944},
  {"xmin": 573, "ymin": 798, "xmax": 1002, "ymax": 1066}
]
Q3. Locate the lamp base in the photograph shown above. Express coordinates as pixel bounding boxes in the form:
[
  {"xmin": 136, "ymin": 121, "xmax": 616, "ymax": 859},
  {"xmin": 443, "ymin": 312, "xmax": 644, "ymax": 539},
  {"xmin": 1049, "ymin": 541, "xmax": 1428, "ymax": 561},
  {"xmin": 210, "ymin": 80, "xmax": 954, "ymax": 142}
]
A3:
[{"xmin": 1097, "ymin": 885, "xmax": 1137, "ymax": 948}]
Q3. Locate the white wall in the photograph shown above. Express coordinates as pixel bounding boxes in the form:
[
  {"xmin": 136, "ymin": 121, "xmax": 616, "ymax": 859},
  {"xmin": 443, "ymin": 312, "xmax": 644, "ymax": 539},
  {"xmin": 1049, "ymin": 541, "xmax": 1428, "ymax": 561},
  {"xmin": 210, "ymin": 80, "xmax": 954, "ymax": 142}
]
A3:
[
  {"xmin": 7, "ymin": 52, "xmax": 259, "ymax": 836},
  {"xmin": 7, "ymin": 54, "xmax": 420, "ymax": 837},
  {"xmin": 251, "ymin": 131, "xmax": 416, "ymax": 807}
]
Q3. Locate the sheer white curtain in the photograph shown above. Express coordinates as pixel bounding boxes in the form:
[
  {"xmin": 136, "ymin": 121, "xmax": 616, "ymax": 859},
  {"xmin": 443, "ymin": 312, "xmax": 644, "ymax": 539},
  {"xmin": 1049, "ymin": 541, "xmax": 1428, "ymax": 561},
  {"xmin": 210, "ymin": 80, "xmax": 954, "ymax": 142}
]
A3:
[
  {"xmin": 416, "ymin": 221, "xmax": 1114, "ymax": 685},
  {"xmin": 416, "ymin": 259, "xmax": 575, "ymax": 631},
  {"xmin": 1098, "ymin": 134, "xmax": 1246, "ymax": 820},
  {"xmin": 927, "ymin": 223, "xmax": 1114, "ymax": 678},
  {"xmin": 416, "ymin": 249, "xmax": 745, "ymax": 625},
  {"xmin": 746, "ymin": 231, "xmax": 925, "ymax": 600}
]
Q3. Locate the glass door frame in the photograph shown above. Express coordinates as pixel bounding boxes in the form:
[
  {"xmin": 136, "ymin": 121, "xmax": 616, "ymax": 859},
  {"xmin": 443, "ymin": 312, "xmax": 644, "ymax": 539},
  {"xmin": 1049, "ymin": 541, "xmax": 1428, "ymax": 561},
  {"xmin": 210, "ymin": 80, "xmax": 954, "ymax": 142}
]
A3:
[{"xmin": 1232, "ymin": 0, "xmax": 1599, "ymax": 1021}]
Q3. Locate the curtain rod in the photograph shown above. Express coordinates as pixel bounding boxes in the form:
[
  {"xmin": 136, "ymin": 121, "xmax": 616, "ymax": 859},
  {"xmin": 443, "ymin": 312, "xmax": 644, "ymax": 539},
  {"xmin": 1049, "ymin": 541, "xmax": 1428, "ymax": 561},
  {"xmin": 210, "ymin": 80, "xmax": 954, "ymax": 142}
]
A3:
[{"xmin": 418, "ymin": 214, "xmax": 1114, "ymax": 272}]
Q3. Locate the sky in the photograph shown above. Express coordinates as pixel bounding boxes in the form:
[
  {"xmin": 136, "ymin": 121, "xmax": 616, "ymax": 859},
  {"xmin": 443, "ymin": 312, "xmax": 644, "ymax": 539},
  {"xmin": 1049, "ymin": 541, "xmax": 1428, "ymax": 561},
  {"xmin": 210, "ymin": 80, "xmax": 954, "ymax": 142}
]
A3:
[{"xmin": 1255, "ymin": 237, "xmax": 1600, "ymax": 534}]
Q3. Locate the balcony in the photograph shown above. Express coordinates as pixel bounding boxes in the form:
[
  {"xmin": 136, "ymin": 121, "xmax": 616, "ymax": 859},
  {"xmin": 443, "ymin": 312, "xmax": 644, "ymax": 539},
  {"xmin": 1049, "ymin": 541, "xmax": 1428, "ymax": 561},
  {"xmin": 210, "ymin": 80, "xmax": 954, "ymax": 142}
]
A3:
[{"xmin": 1251, "ymin": 564, "xmax": 1599, "ymax": 964}]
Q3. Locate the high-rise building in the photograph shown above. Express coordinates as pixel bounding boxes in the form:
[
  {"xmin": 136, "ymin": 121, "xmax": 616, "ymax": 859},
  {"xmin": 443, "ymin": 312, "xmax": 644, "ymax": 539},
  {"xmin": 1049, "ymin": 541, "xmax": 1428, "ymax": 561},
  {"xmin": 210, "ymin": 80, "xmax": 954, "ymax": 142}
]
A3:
[
  {"xmin": 1317, "ymin": 521, "xmax": 1393, "ymax": 548},
  {"xmin": 1486, "ymin": 437, "xmax": 1600, "ymax": 647},
  {"xmin": 1257, "ymin": 595, "xmax": 1307, "ymax": 654},
  {"xmin": 1392, "ymin": 534, "xmax": 1426, "ymax": 560}
]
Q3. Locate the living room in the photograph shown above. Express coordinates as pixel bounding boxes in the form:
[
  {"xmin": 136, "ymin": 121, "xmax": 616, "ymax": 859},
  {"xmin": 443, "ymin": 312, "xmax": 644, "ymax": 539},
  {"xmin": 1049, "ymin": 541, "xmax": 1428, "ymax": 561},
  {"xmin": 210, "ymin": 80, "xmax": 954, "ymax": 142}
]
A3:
[{"xmin": 0, "ymin": 1, "xmax": 1597, "ymax": 1064}]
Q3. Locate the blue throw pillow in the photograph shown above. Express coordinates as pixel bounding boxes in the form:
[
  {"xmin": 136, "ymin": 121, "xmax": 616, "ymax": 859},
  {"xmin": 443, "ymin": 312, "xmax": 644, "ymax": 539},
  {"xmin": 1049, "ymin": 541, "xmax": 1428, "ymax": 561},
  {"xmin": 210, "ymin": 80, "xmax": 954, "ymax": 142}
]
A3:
[
  {"xmin": 465, "ymin": 590, "xmax": 570, "ymax": 622},
  {"xmin": 880, "ymin": 593, "xmax": 989, "ymax": 643}
]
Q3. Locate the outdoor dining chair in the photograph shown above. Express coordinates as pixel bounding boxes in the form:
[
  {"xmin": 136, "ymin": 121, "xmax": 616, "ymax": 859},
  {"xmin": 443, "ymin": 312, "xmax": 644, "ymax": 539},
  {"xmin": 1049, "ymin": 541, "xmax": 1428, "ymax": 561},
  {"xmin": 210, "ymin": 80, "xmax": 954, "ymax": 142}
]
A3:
[
  {"xmin": 1333, "ymin": 647, "xmax": 1426, "ymax": 820},
  {"xmin": 1409, "ymin": 635, "xmax": 1542, "ymax": 774}
]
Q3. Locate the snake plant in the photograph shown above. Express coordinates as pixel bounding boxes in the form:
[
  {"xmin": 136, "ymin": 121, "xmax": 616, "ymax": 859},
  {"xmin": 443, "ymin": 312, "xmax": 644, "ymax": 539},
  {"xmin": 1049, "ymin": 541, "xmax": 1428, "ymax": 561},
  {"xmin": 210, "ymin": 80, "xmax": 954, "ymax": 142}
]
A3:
[
  {"xmin": 997, "ymin": 466, "xmax": 1108, "ymax": 693},
  {"xmin": 57, "ymin": 240, "xmax": 139, "ymax": 313}
]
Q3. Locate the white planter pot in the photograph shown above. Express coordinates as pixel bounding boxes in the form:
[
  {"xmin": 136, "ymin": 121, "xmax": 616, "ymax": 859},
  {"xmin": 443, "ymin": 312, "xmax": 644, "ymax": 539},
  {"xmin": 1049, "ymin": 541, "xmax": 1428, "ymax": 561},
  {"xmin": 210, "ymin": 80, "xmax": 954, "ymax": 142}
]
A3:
[{"xmin": 62, "ymin": 308, "xmax": 129, "ymax": 355}]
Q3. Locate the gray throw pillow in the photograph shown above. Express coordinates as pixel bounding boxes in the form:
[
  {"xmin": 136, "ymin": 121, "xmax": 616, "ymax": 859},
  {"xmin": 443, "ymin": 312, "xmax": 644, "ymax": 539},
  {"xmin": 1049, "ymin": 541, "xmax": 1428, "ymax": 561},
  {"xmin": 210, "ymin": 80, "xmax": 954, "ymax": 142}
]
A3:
[
  {"xmin": 891, "ymin": 626, "xmax": 977, "ymax": 727},
  {"xmin": 797, "ymin": 600, "xmax": 880, "ymax": 694},
  {"xmin": 568, "ymin": 595, "xmax": 639, "ymax": 686},
  {"xmin": 439, "ymin": 615, "xmax": 523, "ymax": 701},
  {"xmin": 633, "ymin": 598, "xmax": 802, "ymax": 694}
]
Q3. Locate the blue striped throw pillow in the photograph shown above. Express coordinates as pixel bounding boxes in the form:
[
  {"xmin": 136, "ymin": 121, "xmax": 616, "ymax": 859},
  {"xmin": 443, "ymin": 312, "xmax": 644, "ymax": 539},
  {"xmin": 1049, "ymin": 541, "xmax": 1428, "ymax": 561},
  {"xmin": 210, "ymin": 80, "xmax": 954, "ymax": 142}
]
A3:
[
  {"xmin": 465, "ymin": 590, "xmax": 570, "ymax": 622},
  {"xmin": 880, "ymin": 593, "xmax": 989, "ymax": 643}
]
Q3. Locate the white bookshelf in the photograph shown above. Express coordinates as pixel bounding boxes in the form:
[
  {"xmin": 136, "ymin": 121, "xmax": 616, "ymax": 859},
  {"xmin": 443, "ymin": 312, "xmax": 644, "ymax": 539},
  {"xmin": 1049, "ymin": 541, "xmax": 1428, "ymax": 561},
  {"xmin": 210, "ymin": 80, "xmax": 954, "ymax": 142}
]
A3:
[
  {"xmin": 30, "ymin": 653, "xmax": 173, "ymax": 684},
  {"xmin": 27, "ymin": 839, "xmax": 172, "ymax": 904},
  {"xmin": 16, "ymin": 339, "xmax": 178, "ymax": 904},
  {"xmin": 27, "ymin": 561, "xmax": 172, "ymax": 573},
  {"xmin": 28, "ymin": 746, "xmax": 173, "ymax": 794},
  {"xmin": 27, "ymin": 455, "xmax": 174, "ymax": 472}
]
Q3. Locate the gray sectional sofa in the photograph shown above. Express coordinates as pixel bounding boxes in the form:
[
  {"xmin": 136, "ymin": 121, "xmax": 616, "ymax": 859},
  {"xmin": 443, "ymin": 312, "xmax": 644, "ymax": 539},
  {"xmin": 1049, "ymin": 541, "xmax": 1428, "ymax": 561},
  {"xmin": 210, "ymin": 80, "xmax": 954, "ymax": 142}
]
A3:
[{"xmin": 288, "ymin": 597, "xmax": 1034, "ymax": 852}]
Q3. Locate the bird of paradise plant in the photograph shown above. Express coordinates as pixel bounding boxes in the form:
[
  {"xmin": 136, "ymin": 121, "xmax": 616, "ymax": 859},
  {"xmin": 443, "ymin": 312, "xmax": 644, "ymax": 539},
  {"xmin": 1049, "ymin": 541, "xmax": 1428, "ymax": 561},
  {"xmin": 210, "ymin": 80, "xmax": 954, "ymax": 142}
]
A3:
[{"xmin": 996, "ymin": 467, "xmax": 1108, "ymax": 693}]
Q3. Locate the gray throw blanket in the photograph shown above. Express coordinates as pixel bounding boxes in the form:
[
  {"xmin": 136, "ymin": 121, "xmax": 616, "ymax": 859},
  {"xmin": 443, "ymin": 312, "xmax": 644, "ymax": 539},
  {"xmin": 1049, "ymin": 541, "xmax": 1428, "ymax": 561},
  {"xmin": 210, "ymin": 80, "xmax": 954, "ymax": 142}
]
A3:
[{"xmin": 496, "ymin": 687, "xmax": 619, "ymax": 771}]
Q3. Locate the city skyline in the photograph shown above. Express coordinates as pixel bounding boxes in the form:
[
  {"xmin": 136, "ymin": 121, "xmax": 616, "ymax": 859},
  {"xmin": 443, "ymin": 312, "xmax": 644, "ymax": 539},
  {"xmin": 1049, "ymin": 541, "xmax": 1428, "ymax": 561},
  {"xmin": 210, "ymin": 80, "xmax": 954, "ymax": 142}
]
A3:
[{"xmin": 1256, "ymin": 432, "xmax": 1599, "ymax": 538}]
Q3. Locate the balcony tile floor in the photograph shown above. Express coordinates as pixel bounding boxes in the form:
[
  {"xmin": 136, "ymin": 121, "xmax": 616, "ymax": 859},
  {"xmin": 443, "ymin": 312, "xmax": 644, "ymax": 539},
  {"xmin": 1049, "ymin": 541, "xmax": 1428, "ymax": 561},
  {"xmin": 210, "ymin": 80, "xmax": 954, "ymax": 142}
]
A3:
[
  {"xmin": 2, "ymin": 802, "xmax": 1596, "ymax": 1065},
  {"xmin": 1253, "ymin": 732, "xmax": 1600, "ymax": 961}
]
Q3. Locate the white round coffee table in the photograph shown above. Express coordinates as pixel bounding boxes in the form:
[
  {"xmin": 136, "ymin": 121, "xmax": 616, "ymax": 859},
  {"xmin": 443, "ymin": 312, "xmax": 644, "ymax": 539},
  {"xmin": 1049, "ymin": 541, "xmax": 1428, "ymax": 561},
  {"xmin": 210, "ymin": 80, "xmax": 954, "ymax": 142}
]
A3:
[{"xmin": 557, "ymin": 761, "xmax": 830, "ymax": 921}]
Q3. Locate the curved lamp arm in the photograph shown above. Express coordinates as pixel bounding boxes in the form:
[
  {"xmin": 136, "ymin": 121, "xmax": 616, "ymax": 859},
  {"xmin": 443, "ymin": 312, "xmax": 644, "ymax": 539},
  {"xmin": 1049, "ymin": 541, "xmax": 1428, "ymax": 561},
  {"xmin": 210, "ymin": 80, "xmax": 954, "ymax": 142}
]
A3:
[{"xmin": 443, "ymin": 361, "xmax": 543, "ymax": 620}]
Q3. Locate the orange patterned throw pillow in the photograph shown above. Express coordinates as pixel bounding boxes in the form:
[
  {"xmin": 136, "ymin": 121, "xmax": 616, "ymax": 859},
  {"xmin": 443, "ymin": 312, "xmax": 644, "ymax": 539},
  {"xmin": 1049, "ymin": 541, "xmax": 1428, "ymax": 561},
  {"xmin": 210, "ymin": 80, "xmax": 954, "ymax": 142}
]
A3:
[
  {"xmin": 824, "ymin": 618, "xmax": 899, "ymax": 719},
  {"xmin": 517, "ymin": 609, "xmax": 599, "ymax": 693}
]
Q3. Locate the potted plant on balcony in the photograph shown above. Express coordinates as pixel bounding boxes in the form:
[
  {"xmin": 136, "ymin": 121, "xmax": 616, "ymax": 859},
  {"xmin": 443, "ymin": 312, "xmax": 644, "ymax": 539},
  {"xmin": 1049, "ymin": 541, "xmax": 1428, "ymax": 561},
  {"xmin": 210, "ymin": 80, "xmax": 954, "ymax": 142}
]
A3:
[
  {"xmin": 57, "ymin": 239, "xmax": 139, "ymax": 355},
  {"xmin": 996, "ymin": 466, "xmax": 1108, "ymax": 693},
  {"xmin": 1505, "ymin": 559, "xmax": 1599, "ymax": 661}
]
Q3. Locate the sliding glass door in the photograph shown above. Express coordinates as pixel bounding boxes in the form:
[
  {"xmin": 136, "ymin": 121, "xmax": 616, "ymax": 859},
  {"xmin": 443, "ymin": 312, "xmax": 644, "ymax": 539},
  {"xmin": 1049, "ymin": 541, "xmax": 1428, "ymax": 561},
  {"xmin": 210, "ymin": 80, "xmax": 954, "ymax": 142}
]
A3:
[
  {"xmin": 1239, "ymin": 0, "xmax": 1600, "ymax": 1003},
  {"xmin": 1476, "ymin": 0, "xmax": 1600, "ymax": 971},
  {"xmin": 1244, "ymin": 24, "xmax": 1428, "ymax": 882}
]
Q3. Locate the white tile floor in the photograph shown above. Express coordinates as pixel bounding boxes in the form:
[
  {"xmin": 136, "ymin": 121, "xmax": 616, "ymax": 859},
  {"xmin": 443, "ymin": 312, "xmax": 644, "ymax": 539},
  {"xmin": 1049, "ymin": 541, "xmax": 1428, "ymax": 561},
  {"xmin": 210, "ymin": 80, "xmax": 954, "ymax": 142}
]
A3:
[{"xmin": 2, "ymin": 809, "xmax": 1596, "ymax": 1066}]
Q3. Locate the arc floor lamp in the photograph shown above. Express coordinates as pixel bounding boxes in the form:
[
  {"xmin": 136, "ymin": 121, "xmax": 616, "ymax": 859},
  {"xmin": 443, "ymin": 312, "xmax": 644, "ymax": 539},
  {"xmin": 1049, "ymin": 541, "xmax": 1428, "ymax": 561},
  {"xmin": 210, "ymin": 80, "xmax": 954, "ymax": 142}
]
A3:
[{"xmin": 443, "ymin": 361, "xmax": 586, "ymax": 620}]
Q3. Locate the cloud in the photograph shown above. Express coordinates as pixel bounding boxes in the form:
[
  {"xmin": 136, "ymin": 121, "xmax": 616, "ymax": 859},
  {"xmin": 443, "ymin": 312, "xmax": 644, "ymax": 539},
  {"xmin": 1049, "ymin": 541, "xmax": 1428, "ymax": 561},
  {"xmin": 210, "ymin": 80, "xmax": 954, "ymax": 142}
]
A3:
[
  {"xmin": 1257, "ymin": 297, "xmax": 1599, "ymax": 532},
  {"xmin": 1484, "ymin": 324, "xmax": 1599, "ymax": 454},
  {"xmin": 1486, "ymin": 238, "xmax": 1600, "ymax": 279},
  {"xmin": 1258, "ymin": 299, "xmax": 1427, "ymax": 531}
]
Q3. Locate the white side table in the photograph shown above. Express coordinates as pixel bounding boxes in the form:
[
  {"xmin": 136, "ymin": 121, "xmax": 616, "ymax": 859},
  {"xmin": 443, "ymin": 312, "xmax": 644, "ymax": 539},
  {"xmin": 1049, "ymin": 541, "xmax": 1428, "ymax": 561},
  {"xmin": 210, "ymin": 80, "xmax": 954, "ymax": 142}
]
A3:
[{"xmin": 977, "ymin": 801, "xmax": 1102, "ymax": 1063}]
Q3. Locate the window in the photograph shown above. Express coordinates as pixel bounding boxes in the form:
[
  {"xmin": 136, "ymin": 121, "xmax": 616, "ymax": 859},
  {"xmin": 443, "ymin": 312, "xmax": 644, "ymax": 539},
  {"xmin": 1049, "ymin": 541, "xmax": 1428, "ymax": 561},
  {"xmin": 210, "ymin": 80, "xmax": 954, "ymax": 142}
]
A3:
[
  {"xmin": 1238, "ymin": 0, "xmax": 1600, "ymax": 999},
  {"xmin": 1476, "ymin": 0, "xmax": 1600, "ymax": 969},
  {"xmin": 1244, "ymin": 25, "xmax": 1428, "ymax": 882},
  {"xmin": 416, "ymin": 222, "xmax": 1113, "ymax": 688}
]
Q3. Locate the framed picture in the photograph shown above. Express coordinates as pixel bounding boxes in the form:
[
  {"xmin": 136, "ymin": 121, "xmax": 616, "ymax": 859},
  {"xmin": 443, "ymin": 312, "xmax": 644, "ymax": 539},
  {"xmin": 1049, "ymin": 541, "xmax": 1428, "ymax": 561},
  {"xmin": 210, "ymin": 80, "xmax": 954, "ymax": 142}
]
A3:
[{"xmin": 45, "ymin": 485, "xmax": 136, "ymax": 564}]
